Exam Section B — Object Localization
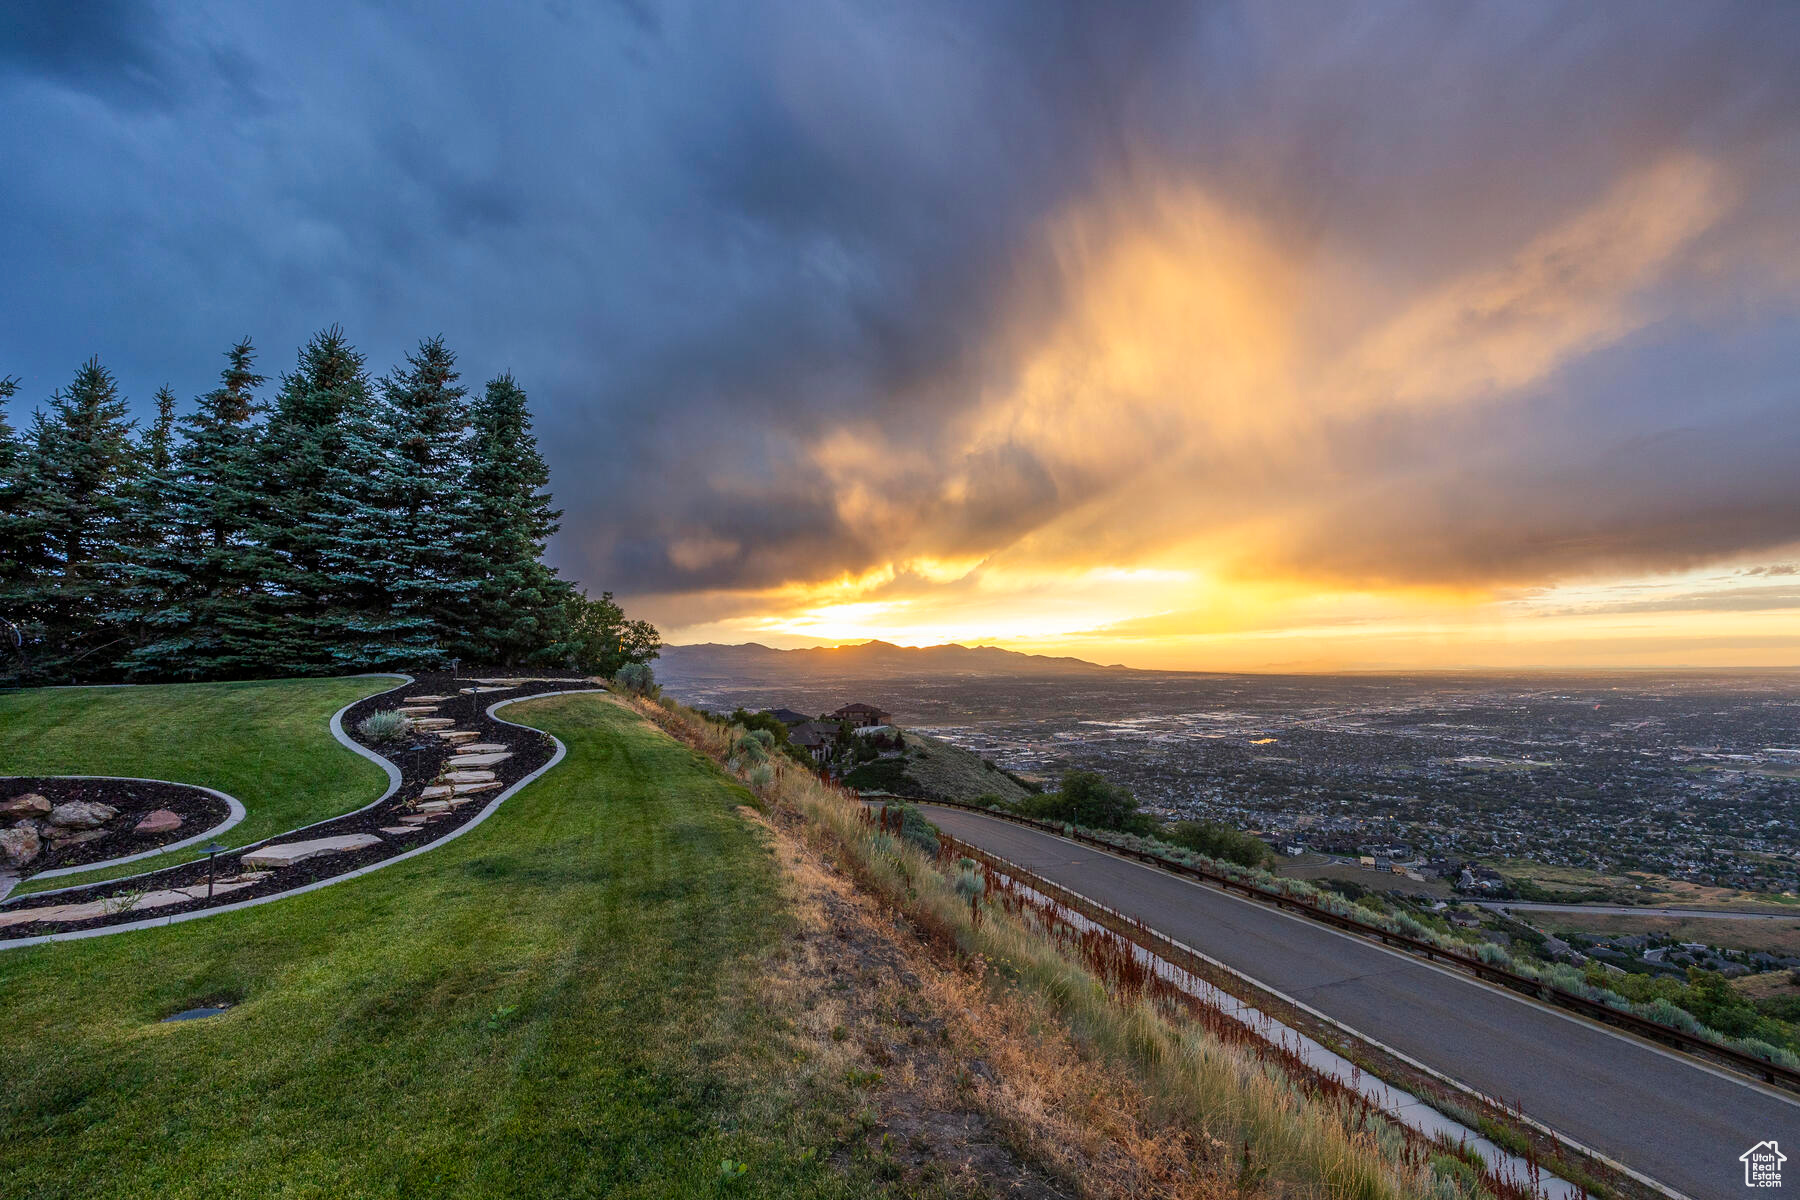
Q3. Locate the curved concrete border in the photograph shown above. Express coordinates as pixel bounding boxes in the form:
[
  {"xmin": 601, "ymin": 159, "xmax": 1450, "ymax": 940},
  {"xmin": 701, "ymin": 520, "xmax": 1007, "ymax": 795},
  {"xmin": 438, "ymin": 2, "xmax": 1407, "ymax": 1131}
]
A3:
[
  {"xmin": 18, "ymin": 778, "xmax": 247, "ymax": 881},
  {"xmin": 0, "ymin": 689, "xmax": 603, "ymax": 951},
  {"xmin": 9, "ymin": 675, "xmax": 412, "ymax": 901}
]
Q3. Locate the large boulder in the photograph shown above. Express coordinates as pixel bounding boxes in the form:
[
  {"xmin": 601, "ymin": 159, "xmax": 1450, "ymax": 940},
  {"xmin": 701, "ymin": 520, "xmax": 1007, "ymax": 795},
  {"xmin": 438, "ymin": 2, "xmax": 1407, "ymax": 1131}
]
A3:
[
  {"xmin": 48, "ymin": 801, "xmax": 118, "ymax": 830},
  {"xmin": 0, "ymin": 793, "xmax": 51, "ymax": 820},
  {"xmin": 0, "ymin": 823, "xmax": 41, "ymax": 868}
]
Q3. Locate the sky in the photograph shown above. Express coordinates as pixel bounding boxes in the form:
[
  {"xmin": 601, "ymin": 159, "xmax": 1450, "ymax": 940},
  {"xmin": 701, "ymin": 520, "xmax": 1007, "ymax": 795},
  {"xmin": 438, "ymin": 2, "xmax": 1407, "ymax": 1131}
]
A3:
[{"xmin": 4, "ymin": 2, "xmax": 1800, "ymax": 671}]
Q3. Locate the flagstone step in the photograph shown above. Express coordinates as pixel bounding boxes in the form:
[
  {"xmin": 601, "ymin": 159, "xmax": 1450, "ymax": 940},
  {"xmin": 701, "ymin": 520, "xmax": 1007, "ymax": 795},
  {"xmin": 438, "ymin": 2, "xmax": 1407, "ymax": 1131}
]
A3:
[
  {"xmin": 434, "ymin": 730, "xmax": 476, "ymax": 742},
  {"xmin": 408, "ymin": 694, "xmax": 452, "ymax": 702},
  {"xmin": 242, "ymin": 833, "xmax": 382, "ymax": 869},
  {"xmin": 379, "ymin": 825, "xmax": 423, "ymax": 835},
  {"xmin": 447, "ymin": 751, "xmax": 511, "ymax": 767},
  {"xmin": 397, "ymin": 706, "xmax": 439, "ymax": 716},
  {"xmin": 442, "ymin": 770, "xmax": 495, "ymax": 784},
  {"xmin": 454, "ymin": 743, "xmax": 509, "ymax": 753},
  {"xmin": 411, "ymin": 718, "xmax": 455, "ymax": 730},
  {"xmin": 459, "ymin": 686, "xmax": 510, "ymax": 694}
]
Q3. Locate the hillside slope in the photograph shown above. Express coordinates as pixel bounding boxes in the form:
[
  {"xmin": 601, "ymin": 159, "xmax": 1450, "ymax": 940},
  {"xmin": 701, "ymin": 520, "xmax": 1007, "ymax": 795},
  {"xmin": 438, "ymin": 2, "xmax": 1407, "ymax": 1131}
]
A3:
[{"xmin": 843, "ymin": 728, "xmax": 1036, "ymax": 804}]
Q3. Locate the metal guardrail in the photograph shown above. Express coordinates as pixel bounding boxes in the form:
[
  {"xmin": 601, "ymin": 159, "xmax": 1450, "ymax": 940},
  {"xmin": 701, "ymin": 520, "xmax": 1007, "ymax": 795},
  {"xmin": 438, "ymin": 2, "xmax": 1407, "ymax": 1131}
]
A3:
[{"xmin": 873, "ymin": 793, "xmax": 1800, "ymax": 1094}]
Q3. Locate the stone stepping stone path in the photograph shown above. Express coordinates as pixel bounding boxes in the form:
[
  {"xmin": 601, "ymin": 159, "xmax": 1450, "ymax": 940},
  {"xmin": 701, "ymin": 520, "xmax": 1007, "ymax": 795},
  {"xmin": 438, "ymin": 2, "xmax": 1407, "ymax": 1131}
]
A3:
[
  {"xmin": 442, "ymin": 770, "xmax": 496, "ymax": 784},
  {"xmin": 397, "ymin": 705, "xmax": 439, "ymax": 716},
  {"xmin": 243, "ymin": 833, "xmax": 382, "ymax": 869},
  {"xmin": 453, "ymin": 743, "xmax": 508, "ymax": 753},
  {"xmin": 408, "ymin": 694, "xmax": 452, "ymax": 702},
  {"xmin": 447, "ymin": 751, "xmax": 512, "ymax": 767},
  {"xmin": 411, "ymin": 718, "xmax": 455, "ymax": 730},
  {"xmin": 435, "ymin": 730, "xmax": 477, "ymax": 743},
  {"xmin": 0, "ymin": 873, "xmax": 276, "ymax": 927}
]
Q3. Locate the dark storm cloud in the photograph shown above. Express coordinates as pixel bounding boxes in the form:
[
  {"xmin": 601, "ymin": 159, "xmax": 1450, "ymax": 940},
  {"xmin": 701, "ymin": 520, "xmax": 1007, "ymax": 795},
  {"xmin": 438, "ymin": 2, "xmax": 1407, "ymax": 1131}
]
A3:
[{"xmin": 3, "ymin": 1, "xmax": 1799, "ymax": 619}]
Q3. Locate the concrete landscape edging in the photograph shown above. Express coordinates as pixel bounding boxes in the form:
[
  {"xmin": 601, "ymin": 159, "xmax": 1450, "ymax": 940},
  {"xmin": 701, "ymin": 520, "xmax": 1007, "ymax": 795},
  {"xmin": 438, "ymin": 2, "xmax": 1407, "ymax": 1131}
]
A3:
[{"xmin": 0, "ymin": 688, "xmax": 603, "ymax": 951}]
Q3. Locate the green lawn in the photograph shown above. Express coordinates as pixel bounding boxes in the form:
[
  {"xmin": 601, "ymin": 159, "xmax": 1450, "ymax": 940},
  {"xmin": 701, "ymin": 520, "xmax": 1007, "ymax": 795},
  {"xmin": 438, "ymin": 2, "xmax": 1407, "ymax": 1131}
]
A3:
[
  {"xmin": 0, "ymin": 676, "xmax": 397, "ymax": 894},
  {"xmin": 0, "ymin": 694, "xmax": 909, "ymax": 1200}
]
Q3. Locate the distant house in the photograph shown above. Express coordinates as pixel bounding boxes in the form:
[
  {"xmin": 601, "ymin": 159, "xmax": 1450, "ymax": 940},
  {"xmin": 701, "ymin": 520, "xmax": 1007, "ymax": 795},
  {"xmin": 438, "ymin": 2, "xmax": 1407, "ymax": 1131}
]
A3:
[
  {"xmin": 765, "ymin": 708, "xmax": 812, "ymax": 727},
  {"xmin": 788, "ymin": 720, "xmax": 839, "ymax": 763},
  {"xmin": 829, "ymin": 702, "xmax": 891, "ymax": 728}
]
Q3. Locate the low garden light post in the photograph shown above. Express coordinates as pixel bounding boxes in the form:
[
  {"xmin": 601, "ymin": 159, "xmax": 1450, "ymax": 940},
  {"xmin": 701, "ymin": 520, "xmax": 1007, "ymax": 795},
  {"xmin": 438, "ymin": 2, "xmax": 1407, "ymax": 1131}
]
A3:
[{"xmin": 201, "ymin": 840, "xmax": 226, "ymax": 900}]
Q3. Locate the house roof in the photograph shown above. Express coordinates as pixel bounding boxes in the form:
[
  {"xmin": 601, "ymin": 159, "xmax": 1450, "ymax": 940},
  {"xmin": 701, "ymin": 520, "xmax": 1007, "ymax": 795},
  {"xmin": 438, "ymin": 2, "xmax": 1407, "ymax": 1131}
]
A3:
[
  {"xmin": 789, "ymin": 720, "xmax": 838, "ymax": 748},
  {"xmin": 765, "ymin": 708, "xmax": 811, "ymax": 726},
  {"xmin": 831, "ymin": 702, "xmax": 890, "ymax": 715}
]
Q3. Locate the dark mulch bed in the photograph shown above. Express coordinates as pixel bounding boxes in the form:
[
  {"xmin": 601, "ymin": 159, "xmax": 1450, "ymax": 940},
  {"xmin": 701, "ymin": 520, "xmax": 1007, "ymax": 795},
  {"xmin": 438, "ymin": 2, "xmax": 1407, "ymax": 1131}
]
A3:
[
  {"xmin": 1, "ymin": 671, "xmax": 600, "ymax": 939},
  {"xmin": 0, "ymin": 777, "xmax": 232, "ymax": 872}
]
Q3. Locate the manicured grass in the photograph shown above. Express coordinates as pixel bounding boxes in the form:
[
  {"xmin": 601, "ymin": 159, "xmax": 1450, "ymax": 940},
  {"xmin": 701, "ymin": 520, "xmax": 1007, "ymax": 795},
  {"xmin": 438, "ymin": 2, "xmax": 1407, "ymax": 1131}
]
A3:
[
  {"xmin": 0, "ymin": 694, "xmax": 904, "ymax": 1199},
  {"xmin": 0, "ymin": 676, "xmax": 397, "ymax": 894}
]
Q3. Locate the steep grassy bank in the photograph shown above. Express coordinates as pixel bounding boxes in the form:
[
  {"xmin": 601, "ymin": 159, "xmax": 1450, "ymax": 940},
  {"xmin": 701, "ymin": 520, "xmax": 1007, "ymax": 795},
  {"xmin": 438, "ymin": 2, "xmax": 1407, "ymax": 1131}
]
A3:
[{"xmin": 631, "ymin": 694, "xmax": 1504, "ymax": 1200}]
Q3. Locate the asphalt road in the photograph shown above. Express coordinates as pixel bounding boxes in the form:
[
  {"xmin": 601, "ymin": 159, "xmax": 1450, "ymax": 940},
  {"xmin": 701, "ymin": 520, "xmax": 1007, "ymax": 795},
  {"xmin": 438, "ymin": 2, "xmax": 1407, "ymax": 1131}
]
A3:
[{"xmin": 919, "ymin": 804, "xmax": 1800, "ymax": 1200}]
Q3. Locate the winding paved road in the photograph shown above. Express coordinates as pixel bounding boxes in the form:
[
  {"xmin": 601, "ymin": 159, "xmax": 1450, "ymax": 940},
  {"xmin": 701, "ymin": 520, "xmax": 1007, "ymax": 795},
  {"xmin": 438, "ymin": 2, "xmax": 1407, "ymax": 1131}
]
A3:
[{"xmin": 919, "ymin": 804, "xmax": 1800, "ymax": 1200}]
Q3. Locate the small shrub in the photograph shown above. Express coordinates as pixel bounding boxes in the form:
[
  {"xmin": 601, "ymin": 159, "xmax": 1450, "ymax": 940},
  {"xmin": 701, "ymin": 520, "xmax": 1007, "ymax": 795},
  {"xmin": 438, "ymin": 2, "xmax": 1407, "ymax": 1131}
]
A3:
[
  {"xmin": 747, "ymin": 763, "xmax": 775, "ymax": 790},
  {"xmin": 614, "ymin": 662, "xmax": 658, "ymax": 696},
  {"xmin": 358, "ymin": 710, "xmax": 412, "ymax": 743}
]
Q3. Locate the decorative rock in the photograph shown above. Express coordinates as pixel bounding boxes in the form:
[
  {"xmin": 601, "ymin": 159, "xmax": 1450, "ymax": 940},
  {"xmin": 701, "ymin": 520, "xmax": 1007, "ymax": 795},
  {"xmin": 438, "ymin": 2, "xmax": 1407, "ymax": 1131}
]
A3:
[
  {"xmin": 242, "ymin": 833, "xmax": 382, "ymax": 869},
  {"xmin": 48, "ymin": 800, "xmax": 118, "ymax": 829},
  {"xmin": 0, "ymin": 824, "xmax": 41, "ymax": 868},
  {"xmin": 0, "ymin": 793, "xmax": 51, "ymax": 820},
  {"xmin": 134, "ymin": 809, "xmax": 183, "ymax": 835},
  {"xmin": 447, "ymin": 752, "xmax": 511, "ymax": 767},
  {"xmin": 442, "ymin": 770, "xmax": 495, "ymax": 784}
]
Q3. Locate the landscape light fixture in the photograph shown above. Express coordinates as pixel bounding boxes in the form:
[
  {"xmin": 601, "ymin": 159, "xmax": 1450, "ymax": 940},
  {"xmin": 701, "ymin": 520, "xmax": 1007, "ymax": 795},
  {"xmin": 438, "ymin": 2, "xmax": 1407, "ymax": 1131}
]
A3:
[{"xmin": 201, "ymin": 840, "xmax": 227, "ymax": 899}]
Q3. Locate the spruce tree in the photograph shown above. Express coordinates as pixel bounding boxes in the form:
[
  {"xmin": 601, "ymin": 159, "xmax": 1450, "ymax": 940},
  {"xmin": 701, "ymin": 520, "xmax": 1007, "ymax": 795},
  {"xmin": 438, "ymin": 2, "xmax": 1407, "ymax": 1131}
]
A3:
[
  {"xmin": 378, "ymin": 336, "xmax": 472, "ymax": 661},
  {"xmin": 114, "ymin": 386, "xmax": 181, "ymax": 659},
  {"xmin": 23, "ymin": 358, "xmax": 138, "ymax": 680},
  {"xmin": 249, "ymin": 327, "xmax": 380, "ymax": 674},
  {"xmin": 458, "ymin": 372, "xmax": 571, "ymax": 666},
  {"xmin": 317, "ymin": 366, "xmax": 435, "ymax": 670},
  {"xmin": 126, "ymin": 340, "xmax": 268, "ymax": 680},
  {"xmin": 0, "ymin": 375, "xmax": 40, "ymax": 681}
]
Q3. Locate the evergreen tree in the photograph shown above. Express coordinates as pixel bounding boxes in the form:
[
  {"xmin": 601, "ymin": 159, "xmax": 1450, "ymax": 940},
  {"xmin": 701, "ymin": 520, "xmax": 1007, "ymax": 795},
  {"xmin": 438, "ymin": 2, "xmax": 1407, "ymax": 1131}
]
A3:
[
  {"xmin": 379, "ymin": 336, "xmax": 473, "ymax": 660},
  {"xmin": 317, "ymin": 365, "xmax": 435, "ymax": 670},
  {"xmin": 458, "ymin": 372, "xmax": 571, "ymax": 665},
  {"xmin": 0, "ymin": 374, "xmax": 40, "ymax": 681},
  {"xmin": 125, "ymin": 340, "xmax": 268, "ymax": 680},
  {"xmin": 248, "ymin": 327, "xmax": 382, "ymax": 673},
  {"xmin": 114, "ymin": 386, "xmax": 181, "ymax": 659},
  {"xmin": 22, "ymin": 359, "xmax": 138, "ymax": 680}
]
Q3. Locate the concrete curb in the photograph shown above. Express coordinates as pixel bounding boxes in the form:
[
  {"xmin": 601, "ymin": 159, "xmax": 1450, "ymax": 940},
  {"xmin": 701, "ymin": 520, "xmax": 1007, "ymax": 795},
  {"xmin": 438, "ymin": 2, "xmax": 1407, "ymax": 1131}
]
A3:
[{"xmin": 0, "ymin": 688, "xmax": 602, "ymax": 951}]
